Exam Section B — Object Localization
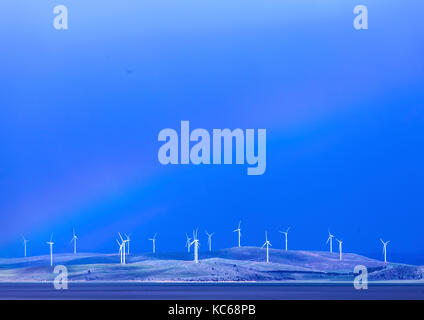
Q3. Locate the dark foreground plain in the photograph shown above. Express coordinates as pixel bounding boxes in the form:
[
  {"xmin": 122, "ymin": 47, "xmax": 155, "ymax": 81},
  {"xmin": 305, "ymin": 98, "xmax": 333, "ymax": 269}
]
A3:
[{"xmin": 0, "ymin": 283, "xmax": 423, "ymax": 300}]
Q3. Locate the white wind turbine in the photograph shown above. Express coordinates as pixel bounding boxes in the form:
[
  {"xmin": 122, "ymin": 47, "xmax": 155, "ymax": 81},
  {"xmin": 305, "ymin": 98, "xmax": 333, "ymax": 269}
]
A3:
[
  {"xmin": 233, "ymin": 221, "xmax": 241, "ymax": 247},
  {"xmin": 185, "ymin": 233, "xmax": 192, "ymax": 253},
  {"xmin": 46, "ymin": 234, "xmax": 54, "ymax": 266},
  {"xmin": 118, "ymin": 232, "xmax": 128, "ymax": 257},
  {"xmin": 205, "ymin": 231, "xmax": 214, "ymax": 252},
  {"xmin": 191, "ymin": 229, "xmax": 200, "ymax": 263},
  {"xmin": 71, "ymin": 228, "xmax": 78, "ymax": 254},
  {"xmin": 279, "ymin": 227, "xmax": 290, "ymax": 251},
  {"xmin": 125, "ymin": 233, "xmax": 132, "ymax": 254},
  {"xmin": 22, "ymin": 236, "xmax": 29, "ymax": 257},
  {"xmin": 149, "ymin": 233, "xmax": 157, "ymax": 254},
  {"xmin": 380, "ymin": 238, "xmax": 390, "ymax": 263},
  {"xmin": 116, "ymin": 238, "xmax": 126, "ymax": 264},
  {"xmin": 261, "ymin": 231, "xmax": 272, "ymax": 263},
  {"xmin": 336, "ymin": 238, "xmax": 343, "ymax": 261},
  {"xmin": 327, "ymin": 230, "xmax": 335, "ymax": 253}
]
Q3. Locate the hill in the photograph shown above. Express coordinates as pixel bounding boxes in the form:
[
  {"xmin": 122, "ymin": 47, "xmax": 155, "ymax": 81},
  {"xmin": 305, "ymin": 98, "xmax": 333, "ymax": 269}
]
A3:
[{"xmin": 0, "ymin": 247, "xmax": 422, "ymax": 282}]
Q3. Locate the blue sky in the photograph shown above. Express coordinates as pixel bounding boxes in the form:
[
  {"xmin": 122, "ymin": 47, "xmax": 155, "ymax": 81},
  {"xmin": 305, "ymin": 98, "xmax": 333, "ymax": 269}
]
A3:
[{"xmin": 0, "ymin": 1, "xmax": 423, "ymax": 263}]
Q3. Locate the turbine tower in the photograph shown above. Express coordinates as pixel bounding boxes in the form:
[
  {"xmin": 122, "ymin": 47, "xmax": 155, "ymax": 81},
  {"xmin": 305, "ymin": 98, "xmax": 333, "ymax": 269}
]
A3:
[
  {"xmin": 261, "ymin": 231, "xmax": 272, "ymax": 263},
  {"xmin": 233, "ymin": 221, "xmax": 241, "ymax": 247},
  {"xmin": 125, "ymin": 234, "xmax": 132, "ymax": 254},
  {"xmin": 380, "ymin": 238, "xmax": 390, "ymax": 263},
  {"xmin": 149, "ymin": 233, "xmax": 157, "ymax": 254},
  {"xmin": 336, "ymin": 238, "xmax": 343, "ymax": 261},
  {"xmin": 118, "ymin": 232, "xmax": 127, "ymax": 258},
  {"xmin": 46, "ymin": 234, "xmax": 54, "ymax": 266},
  {"xmin": 327, "ymin": 230, "xmax": 335, "ymax": 253},
  {"xmin": 116, "ymin": 238, "xmax": 126, "ymax": 264},
  {"xmin": 71, "ymin": 228, "xmax": 78, "ymax": 254},
  {"xmin": 205, "ymin": 231, "xmax": 214, "ymax": 252},
  {"xmin": 279, "ymin": 227, "xmax": 290, "ymax": 251},
  {"xmin": 22, "ymin": 236, "xmax": 29, "ymax": 257},
  {"xmin": 185, "ymin": 233, "xmax": 192, "ymax": 253},
  {"xmin": 191, "ymin": 229, "xmax": 200, "ymax": 263}
]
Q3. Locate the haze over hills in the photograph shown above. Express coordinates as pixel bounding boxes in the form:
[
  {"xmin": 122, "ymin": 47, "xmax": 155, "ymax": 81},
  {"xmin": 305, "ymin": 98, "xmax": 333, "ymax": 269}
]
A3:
[{"xmin": 0, "ymin": 247, "xmax": 422, "ymax": 282}]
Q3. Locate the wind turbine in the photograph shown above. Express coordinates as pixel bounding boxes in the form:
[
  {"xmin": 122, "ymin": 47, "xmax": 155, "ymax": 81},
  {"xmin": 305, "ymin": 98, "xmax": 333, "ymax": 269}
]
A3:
[
  {"xmin": 46, "ymin": 234, "xmax": 54, "ymax": 266},
  {"xmin": 185, "ymin": 233, "xmax": 192, "ymax": 253},
  {"xmin": 22, "ymin": 236, "xmax": 29, "ymax": 257},
  {"xmin": 261, "ymin": 231, "xmax": 272, "ymax": 263},
  {"xmin": 233, "ymin": 221, "xmax": 241, "ymax": 247},
  {"xmin": 71, "ymin": 228, "xmax": 78, "ymax": 254},
  {"xmin": 336, "ymin": 238, "xmax": 343, "ymax": 261},
  {"xmin": 125, "ymin": 233, "xmax": 132, "ymax": 254},
  {"xmin": 205, "ymin": 231, "xmax": 214, "ymax": 252},
  {"xmin": 116, "ymin": 238, "xmax": 125, "ymax": 264},
  {"xmin": 149, "ymin": 233, "xmax": 157, "ymax": 253},
  {"xmin": 191, "ymin": 229, "xmax": 200, "ymax": 263},
  {"xmin": 118, "ymin": 232, "xmax": 127, "ymax": 258},
  {"xmin": 279, "ymin": 227, "xmax": 290, "ymax": 251},
  {"xmin": 326, "ymin": 230, "xmax": 335, "ymax": 253},
  {"xmin": 380, "ymin": 238, "xmax": 390, "ymax": 263}
]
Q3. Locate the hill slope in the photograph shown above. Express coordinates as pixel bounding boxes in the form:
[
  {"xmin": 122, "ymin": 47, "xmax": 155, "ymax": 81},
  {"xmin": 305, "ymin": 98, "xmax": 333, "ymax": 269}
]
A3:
[{"xmin": 0, "ymin": 247, "xmax": 422, "ymax": 282}]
